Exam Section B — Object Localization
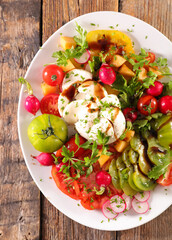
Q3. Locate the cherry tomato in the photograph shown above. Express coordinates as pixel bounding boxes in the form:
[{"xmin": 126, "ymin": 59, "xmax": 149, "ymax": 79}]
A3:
[
  {"xmin": 146, "ymin": 52, "xmax": 155, "ymax": 63},
  {"xmin": 123, "ymin": 107, "xmax": 138, "ymax": 122},
  {"xmin": 159, "ymin": 95, "xmax": 172, "ymax": 114},
  {"xmin": 137, "ymin": 95, "xmax": 158, "ymax": 116},
  {"xmin": 146, "ymin": 81, "xmax": 163, "ymax": 96},
  {"xmin": 99, "ymin": 64, "xmax": 116, "ymax": 85},
  {"xmin": 96, "ymin": 171, "xmax": 112, "ymax": 187},
  {"xmin": 40, "ymin": 93, "xmax": 60, "ymax": 116},
  {"xmin": 157, "ymin": 163, "xmax": 172, "ymax": 186},
  {"xmin": 56, "ymin": 135, "xmax": 86, "ymax": 158},
  {"xmin": 42, "ymin": 65, "xmax": 64, "ymax": 87}
]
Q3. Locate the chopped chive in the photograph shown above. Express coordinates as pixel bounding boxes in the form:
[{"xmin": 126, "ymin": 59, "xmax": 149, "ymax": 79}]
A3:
[{"xmin": 90, "ymin": 23, "xmax": 96, "ymax": 26}]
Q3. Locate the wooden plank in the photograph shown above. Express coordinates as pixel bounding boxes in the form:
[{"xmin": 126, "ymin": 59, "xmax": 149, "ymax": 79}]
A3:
[
  {"xmin": 119, "ymin": 0, "xmax": 172, "ymax": 41},
  {"xmin": 118, "ymin": 0, "xmax": 172, "ymax": 238},
  {"xmin": 41, "ymin": 1, "xmax": 118, "ymax": 239},
  {"xmin": 0, "ymin": 0, "xmax": 41, "ymax": 239}
]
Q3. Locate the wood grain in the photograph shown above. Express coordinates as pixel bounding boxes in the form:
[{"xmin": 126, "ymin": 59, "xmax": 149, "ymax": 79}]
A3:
[
  {"xmin": 120, "ymin": 0, "xmax": 172, "ymax": 41},
  {"xmin": 0, "ymin": 1, "xmax": 41, "ymax": 239}
]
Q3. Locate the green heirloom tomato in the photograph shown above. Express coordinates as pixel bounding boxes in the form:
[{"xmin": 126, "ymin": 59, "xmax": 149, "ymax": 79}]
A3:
[
  {"xmin": 27, "ymin": 114, "xmax": 68, "ymax": 153},
  {"xmin": 153, "ymin": 114, "xmax": 172, "ymax": 149}
]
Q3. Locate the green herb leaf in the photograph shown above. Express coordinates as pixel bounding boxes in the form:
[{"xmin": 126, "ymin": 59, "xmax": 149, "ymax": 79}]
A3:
[
  {"xmin": 18, "ymin": 77, "xmax": 33, "ymax": 95},
  {"xmin": 148, "ymin": 157, "xmax": 171, "ymax": 180}
]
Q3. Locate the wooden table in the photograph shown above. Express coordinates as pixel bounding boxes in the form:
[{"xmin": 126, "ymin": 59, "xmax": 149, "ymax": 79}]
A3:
[{"xmin": 0, "ymin": 0, "xmax": 172, "ymax": 239}]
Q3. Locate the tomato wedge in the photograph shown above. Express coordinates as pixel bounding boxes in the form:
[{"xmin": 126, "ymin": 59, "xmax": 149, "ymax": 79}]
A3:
[
  {"xmin": 157, "ymin": 163, "xmax": 172, "ymax": 186},
  {"xmin": 40, "ymin": 93, "xmax": 60, "ymax": 116}
]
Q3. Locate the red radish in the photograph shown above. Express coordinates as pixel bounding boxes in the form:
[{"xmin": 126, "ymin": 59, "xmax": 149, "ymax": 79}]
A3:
[
  {"xmin": 146, "ymin": 81, "xmax": 163, "ymax": 96},
  {"xmin": 122, "ymin": 193, "xmax": 132, "ymax": 211},
  {"xmin": 25, "ymin": 95, "xmax": 40, "ymax": 115},
  {"xmin": 56, "ymin": 162, "xmax": 66, "ymax": 172},
  {"xmin": 159, "ymin": 95, "xmax": 172, "ymax": 114},
  {"xmin": 18, "ymin": 77, "xmax": 40, "ymax": 115},
  {"xmin": 110, "ymin": 195, "xmax": 126, "ymax": 213},
  {"xmin": 31, "ymin": 153, "xmax": 55, "ymax": 166},
  {"xmin": 96, "ymin": 171, "xmax": 112, "ymax": 187},
  {"xmin": 123, "ymin": 107, "xmax": 137, "ymax": 122},
  {"xmin": 102, "ymin": 200, "xmax": 119, "ymax": 219},
  {"xmin": 74, "ymin": 49, "xmax": 90, "ymax": 64},
  {"xmin": 85, "ymin": 63, "xmax": 92, "ymax": 72},
  {"xmin": 134, "ymin": 191, "xmax": 150, "ymax": 202},
  {"xmin": 132, "ymin": 198, "xmax": 149, "ymax": 214},
  {"xmin": 99, "ymin": 64, "xmax": 116, "ymax": 85}
]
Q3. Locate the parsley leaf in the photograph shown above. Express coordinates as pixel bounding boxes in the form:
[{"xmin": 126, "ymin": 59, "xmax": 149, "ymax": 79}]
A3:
[
  {"xmin": 148, "ymin": 157, "xmax": 171, "ymax": 180},
  {"xmin": 52, "ymin": 23, "xmax": 88, "ymax": 66}
]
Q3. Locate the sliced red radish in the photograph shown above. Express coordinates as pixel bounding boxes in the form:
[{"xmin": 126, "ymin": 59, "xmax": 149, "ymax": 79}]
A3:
[
  {"xmin": 132, "ymin": 198, "xmax": 149, "ymax": 214},
  {"xmin": 74, "ymin": 49, "xmax": 90, "ymax": 64},
  {"xmin": 110, "ymin": 195, "xmax": 126, "ymax": 213},
  {"xmin": 122, "ymin": 193, "xmax": 132, "ymax": 211},
  {"xmin": 102, "ymin": 200, "xmax": 119, "ymax": 219},
  {"xmin": 85, "ymin": 63, "xmax": 92, "ymax": 72},
  {"xmin": 134, "ymin": 191, "xmax": 150, "ymax": 202}
]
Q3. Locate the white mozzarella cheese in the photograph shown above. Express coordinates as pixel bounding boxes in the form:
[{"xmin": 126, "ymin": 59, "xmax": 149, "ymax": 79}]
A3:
[
  {"xmin": 62, "ymin": 100, "xmax": 83, "ymax": 125},
  {"xmin": 113, "ymin": 110, "xmax": 126, "ymax": 139},
  {"xmin": 62, "ymin": 69, "xmax": 92, "ymax": 91},
  {"xmin": 100, "ymin": 107, "xmax": 126, "ymax": 140},
  {"xmin": 88, "ymin": 118, "xmax": 116, "ymax": 144},
  {"xmin": 58, "ymin": 95, "xmax": 69, "ymax": 116},
  {"xmin": 100, "ymin": 94, "xmax": 121, "ymax": 108}
]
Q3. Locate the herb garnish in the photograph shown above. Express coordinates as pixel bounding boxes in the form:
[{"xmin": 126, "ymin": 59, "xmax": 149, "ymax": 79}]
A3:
[{"xmin": 52, "ymin": 22, "xmax": 88, "ymax": 66}]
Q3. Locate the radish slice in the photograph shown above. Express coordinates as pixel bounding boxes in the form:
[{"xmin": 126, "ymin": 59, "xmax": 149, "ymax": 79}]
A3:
[
  {"xmin": 102, "ymin": 200, "xmax": 119, "ymax": 219},
  {"xmin": 134, "ymin": 191, "xmax": 150, "ymax": 202},
  {"xmin": 110, "ymin": 195, "xmax": 126, "ymax": 213},
  {"xmin": 85, "ymin": 63, "xmax": 92, "ymax": 72},
  {"xmin": 122, "ymin": 193, "xmax": 132, "ymax": 211},
  {"xmin": 74, "ymin": 49, "xmax": 90, "ymax": 64},
  {"xmin": 132, "ymin": 198, "xmax": 149, "ymax": 214}
]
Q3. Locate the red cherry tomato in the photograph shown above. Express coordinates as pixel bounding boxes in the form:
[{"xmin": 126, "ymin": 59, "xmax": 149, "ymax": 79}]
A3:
[
  {"xmin": 157, "ymin": 163, "xmax": 172, "ymax": 186},
  {"xmin": 40, "ymin": 93, "xmax": 60, "ymax": 116},
  {"xmin": 99, "ymin": 64, "xmax": 116, "ymax": 85},
  {"xmin": 96, "ymin": 171, "xmax": 112, "ymax": 187},
  {"xmin": 42, "ymin": 65, "xmax": 64, "ymax": 87},
  {"xmin": 159, "ymin": 95, "xmax": 172, "ymax": 114},
  {"xmin": 123, "ymin": 107, "xmax": 138, "ymax": 122},
  {"xmin": 146, "ymin": 52, "xmax": 155, "ymax": 63},
  {"xmin": 146, "ymin": 81, "xmax": 163, "ymax": 96},
  {"xmin": 137, "ymin": 95, "xmax": 158, "ymax": 116},
  {"xmin": 56, "ymin": 135, "xmax": 86, "ymax": 158}
]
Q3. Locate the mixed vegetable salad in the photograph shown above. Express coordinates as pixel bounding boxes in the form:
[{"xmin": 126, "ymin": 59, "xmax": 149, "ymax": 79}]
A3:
[{"xmin": 19, "ymin": 23, "xmax": 172, "ymax": 220}]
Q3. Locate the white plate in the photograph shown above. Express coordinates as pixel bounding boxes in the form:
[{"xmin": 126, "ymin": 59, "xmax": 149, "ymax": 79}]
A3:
[{"xmin": 18, "ymin": 11, "xmax": 172, "ymax": 231}]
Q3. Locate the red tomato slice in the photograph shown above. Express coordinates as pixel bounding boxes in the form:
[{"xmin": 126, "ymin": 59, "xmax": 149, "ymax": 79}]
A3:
[
  {"xmin": 157, "ymin": 163, "xmax": 172, "ymax": 186},
  {"xmin": 42, "ymin": 64, "xmax": 64, "ymax": 87},
  {"xmin": 51, "ymin": 165, "xmax": 80, "ymax": 200},
  {"xmin": 40, "ymin": 93, "xmax": 60, "ymax": 116}
]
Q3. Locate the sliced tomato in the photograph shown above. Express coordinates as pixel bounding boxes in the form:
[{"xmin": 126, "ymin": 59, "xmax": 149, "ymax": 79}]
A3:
[
  {"xmin": 40, "ymin": 93, "xmax": 60, "ymax": 116},
  {"xmin": 51, "ymin": 165, "xmax": 80, "ymax": 200},
  {"xmin": 157, "ymin": 163, "xmax": 172, "ymax": 186}
]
